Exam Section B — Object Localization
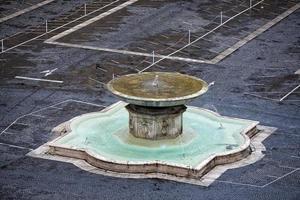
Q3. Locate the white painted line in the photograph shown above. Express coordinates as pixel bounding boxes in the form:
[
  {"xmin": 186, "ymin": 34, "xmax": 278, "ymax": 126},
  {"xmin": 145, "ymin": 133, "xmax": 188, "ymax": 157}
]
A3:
[
  {"xmin": 96, "ymin": 66, "xmax": 108, "ymax": 72},
  {"xmin": 214, "ymin": 179, "xmax": 263, "ymax": 188},
  {"xmin": 262, "ymin": 168, "xmax": 300, "ymax": 187},
  {"xmin": 279, "ymin": 84, "xmax": 300, "ymax": 102},
  {"xmin": 15, "ymin": 76, "xmax": 63, "ymax": 83},
  {"xmin": 47, "ymin": 41, "xmax": 208, "ymax": 63},
  {"xmin": 136, "ymin": 47, "xmax": 147, "ymax": 51},
  {"xmin": 41, "ymin": 0, "xmax": 298, "ymax": 70},
  {"xmin": 139, "ymin": 0, "xmax": 265, "ymax": 72},
  {"xmin": 246, "ymin": 83, "xmax": 299, "ymax": 86},
  {"xmin": 274, "ymin": 132, "xmax": 300, "ymax": 137},
  {"xmin": 45, "ymin": 0, "xmax": 138, "ymax": 43},
  {"xmin": 111, "ymin": 59, "xmax": 120, "ymax": 64},
  {"xmin": 291, "ymin": 155, "xmax": 300, "ymax": 159},
  {"xmin": 295, "ymin": 69, "xmax": 300, "ymax": 75},
  {"xmin": 0, "ymin": 99, "xmax": 107, "ymax": 142},
  {"xmin": 50, "ymin": 106, "xmax": 63, "ymax": 110},
  {"xmin": 40, "ymin": 68, "xmax": 58, "ymax": 76},
  {"xmin": 0, "ymin": 100, "xmax": 73, "ymax": 136},
  {"xmin": 211, "ymin": 3, "xmax": 300, "ymax": 64},
  {"xmin": 12, "ymin": 67, "xmax": 34, "ymax": 69},
  {"xmin": 70, "ymin": 99, "xmax": 107, "ymax": 108},
  {"xmin": 0, "ymin": 142, "xmax": 33, "ymax": 151},
  {"xmin": 89, "ymin": 77, "xmax": 106, "ymax": 85},
  {"xmin": 243, "ymin": 93, "xmax": 278, "ymax": 102},
  {"xmin": 0, "ymin": 0, "xmax": 122, "ymax": 54},
  {"xmin": 183, "ymin": 21, "xmax": 193, "ymax": 26},
  {"xmin": 279, "ymin": 165, "xmax": 298, "ymax": 169},
  {"xmin": 250, "ymin": 91, "xmax": 300, "ymax": 94},
  {"xmin": 14, "ymin": 122, "xmax": 28, "ymax": 126},
  {"xmin": 0, "ymin": 0, "xmax": 55, "ymax": 23},
  {"xmin": 29, "ymin": 114, "xmax": 46, "ymax": 118},
  {"xmin": 148, "ymin": 41, "xmax": 159, "ymax": 45},
  {"xmin": 161, "ymin": 34, "xmax": 169, "ymax": 39},
  {"xmin": 3, "ymin": 131, "xmax": 17, "ymax": 135}
]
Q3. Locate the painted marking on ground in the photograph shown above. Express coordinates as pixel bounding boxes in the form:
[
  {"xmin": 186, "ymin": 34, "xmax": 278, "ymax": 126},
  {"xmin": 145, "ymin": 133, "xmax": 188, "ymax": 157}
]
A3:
[
  {"xmin": 0, "ymin": 0, "xmax": 122, "ymax": 54},
  {"xmin": 0, "ymin": 99, "xmax": 107, "ymax": 137},
  {"xmin": 279, "ymin": 84, "xmax": 300, "ymax": 102},
  {"xmin": 211, "ymin": 3, "xmax": 300, "ymax": 64},
  {"xmin": 45, "ymin": 0, "xmax": 300, "ymax": 68},
  {"xmin": 29, "ymin": 114, "xmax": 46, "ymax": 118},
  {"xmin": 44, "ymin": 1, "xmax": 300, "ymax": 69},
  {"xmin": 15, "ymin": 76, "xmax": 63, "ymax": 83},
  {"xmin": 89, "ymin": 77, "xmax": 106, "ymax": 85},
  {"xmin": 291, "ymin": 155, "xmax": 300, "ymax": 159},
  {"xmin": 0, "ymin": 142, "xmax": 33, "ymax": 151},
  {"xmin": 46, "ymin": 41, "xmax": 208, "ymax": 64},
  {"xmin": 45, "ymin": 0, "xmax": 139, "ymax": 43},
  {"xmin": 0, "ymin": 0, "xmax": 55, "ymax": 23}
]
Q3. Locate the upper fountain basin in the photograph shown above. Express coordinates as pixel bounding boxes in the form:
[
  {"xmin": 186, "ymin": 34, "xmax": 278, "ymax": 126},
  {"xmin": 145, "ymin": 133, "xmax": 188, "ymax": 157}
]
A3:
[{"xmin": 107, "ymin": 72, "xmax": 208, "ymax": 107}]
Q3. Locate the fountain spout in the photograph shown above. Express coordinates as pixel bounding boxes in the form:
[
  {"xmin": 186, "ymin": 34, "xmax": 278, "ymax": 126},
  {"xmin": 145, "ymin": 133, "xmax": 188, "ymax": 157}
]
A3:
[
  {"xmin": 208, "ymin": 81, "xmax": 215, "ymax": 88},
  {"xmin": 152, "ymin": 75, "xmax": 159, "ymax": 87}
]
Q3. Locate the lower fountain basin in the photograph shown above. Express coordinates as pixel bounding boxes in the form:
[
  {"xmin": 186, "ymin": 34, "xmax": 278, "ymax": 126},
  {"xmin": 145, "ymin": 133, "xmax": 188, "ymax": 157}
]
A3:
[{"xmin": 49, "ymin": 102, "xmax": 259, "ymax": 178}]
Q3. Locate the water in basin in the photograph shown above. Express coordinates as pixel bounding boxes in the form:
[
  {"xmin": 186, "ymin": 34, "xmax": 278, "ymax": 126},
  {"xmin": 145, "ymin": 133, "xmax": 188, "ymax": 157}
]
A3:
[{"xmin": 55, "ymin": 103, "xmax": 251, "ymax": 167}]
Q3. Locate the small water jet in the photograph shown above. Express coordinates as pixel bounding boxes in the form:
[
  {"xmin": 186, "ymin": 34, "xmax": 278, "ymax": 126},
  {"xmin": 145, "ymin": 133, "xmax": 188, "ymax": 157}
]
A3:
[{"xmin": 203, "ymin": 104, "xmax": 224, "ymax": 129}]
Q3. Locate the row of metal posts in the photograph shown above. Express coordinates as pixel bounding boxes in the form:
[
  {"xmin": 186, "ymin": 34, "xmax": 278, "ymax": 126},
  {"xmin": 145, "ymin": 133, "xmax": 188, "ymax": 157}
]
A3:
[
  {"xmin": 45, "ymin": 3, "xmax": 87, "ymax": 33},
  {"xmin": 150, "ymin": 0, "xmax": 255, "ymax": 63},
  {"xmin": 1, "ymin": 0, "xmax": 255, "ymax": 53},
  {"xmin": 1, "ymin": 3, "xmax": 89, "ymax": 53}
]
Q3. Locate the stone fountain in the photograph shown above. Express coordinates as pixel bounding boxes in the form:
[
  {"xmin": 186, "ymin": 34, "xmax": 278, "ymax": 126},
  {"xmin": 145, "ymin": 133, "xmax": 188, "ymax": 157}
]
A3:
[
  {"xmin": 47, "ymin": 72, "xmax": 259, "ymax": 180},
  {"xmin": 107, "ymin": 72, "xmax": 208, "ymax": 139}
]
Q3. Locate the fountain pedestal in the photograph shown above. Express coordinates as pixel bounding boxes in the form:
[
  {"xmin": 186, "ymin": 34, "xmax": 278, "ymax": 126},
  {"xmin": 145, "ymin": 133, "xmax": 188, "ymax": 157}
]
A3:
[
  {"xmin": 107, "ymin": 72, "xmax": 208, "ymax": 140},
  {"xmin": 126, "ymin": 104, "xmax": 186, "ymax": 139}
]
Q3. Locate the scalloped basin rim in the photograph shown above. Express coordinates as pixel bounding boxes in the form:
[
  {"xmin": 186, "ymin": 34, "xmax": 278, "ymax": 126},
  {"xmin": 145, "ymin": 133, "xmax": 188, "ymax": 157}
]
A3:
[
  {"xmin": 48, "ymin": 101, "xmax": 259, "ymax": 178},
  {"xmin": 107, "ymin": 72, "xmax": 209, "ymax": 107}
]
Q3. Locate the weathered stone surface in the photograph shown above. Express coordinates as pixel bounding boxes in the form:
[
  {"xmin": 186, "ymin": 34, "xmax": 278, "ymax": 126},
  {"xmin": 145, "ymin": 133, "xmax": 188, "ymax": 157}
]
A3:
[{"xmin": 126, "ymin": 104, "xmax": 186, "ymax": 139}]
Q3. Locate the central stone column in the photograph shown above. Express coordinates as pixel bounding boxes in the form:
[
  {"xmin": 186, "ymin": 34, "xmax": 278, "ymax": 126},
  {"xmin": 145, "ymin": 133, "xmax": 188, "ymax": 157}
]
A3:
[{"xmin": 126, "ymin": 104, "xmax": 187, "ymax": 140}]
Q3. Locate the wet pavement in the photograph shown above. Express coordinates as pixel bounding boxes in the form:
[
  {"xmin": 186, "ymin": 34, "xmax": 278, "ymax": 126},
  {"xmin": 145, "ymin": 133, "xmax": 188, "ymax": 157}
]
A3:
[
  {"xmin": 0, "ymin": 0, "xmax": 300, "ymax": 199},
  {"xmin": 0, "ymin": 0, "xmax": 46, "ymax": 17},
  {"xmin": 55, "ymin": 0, "xmax": 299, "ymax": 61}
]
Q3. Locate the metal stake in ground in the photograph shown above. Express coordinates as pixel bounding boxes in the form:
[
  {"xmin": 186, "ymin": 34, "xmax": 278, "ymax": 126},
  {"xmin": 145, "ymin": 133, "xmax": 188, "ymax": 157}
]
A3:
[
  {"xmin": 84, "ymin": 4, "xmax": 87, "ymax": 16},
  {"xmin": 188, "ymin": 30, "xmax": 191, "ymax": 44},
  {"xmin": 152, "ymin": 51, "xmax": 155, "ymax": 64},
  {"xmin": 1, "ymin": 39, "xmax": 3, "ymax": 52},
  {"xmin": 220, "ymin": 11, "xmax": 223, "ymax": 24},
  {"xmin": 46, "ymin": 20, "xmax": 48, "ymax": 33}
]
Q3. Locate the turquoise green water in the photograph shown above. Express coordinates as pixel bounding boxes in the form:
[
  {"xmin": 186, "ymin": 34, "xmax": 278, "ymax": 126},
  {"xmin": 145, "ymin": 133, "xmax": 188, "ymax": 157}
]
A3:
[{"xmin": 55, "ymin": 103, "xmax": 254, "ymax": 167}]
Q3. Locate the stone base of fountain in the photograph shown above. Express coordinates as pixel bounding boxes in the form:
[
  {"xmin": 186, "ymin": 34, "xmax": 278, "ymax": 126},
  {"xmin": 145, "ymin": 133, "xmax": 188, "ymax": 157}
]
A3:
[
  {"xmin": 126, "ymin": 104, "xmax": 186, "ymax": 139},
  {"xmin": 46, "ymin": 101, "xmax": 260, "ymax": 180}
]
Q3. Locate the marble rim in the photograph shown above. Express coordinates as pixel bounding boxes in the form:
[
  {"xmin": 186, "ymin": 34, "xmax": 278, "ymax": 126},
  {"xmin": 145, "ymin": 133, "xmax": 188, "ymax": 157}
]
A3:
[
  {"xmin": 106, "ymin": 72, "xmax": 209, "ymax": 107},
  {"xmin": 48, "ymin": 101, "xmax": 259, "ymax": 178}
]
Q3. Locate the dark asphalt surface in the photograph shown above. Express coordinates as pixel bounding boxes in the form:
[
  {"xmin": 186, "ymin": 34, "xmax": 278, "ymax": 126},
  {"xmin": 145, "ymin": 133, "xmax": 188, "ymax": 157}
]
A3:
[{"xmin": 0, "ymin": 0, "xmax": 299, "ymax": 199}]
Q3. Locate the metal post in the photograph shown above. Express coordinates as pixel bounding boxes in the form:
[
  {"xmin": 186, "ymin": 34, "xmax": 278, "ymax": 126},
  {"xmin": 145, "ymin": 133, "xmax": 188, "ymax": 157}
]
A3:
[
  {"xmin": 1, "ymin": 39, "xmax": 3, "ymax": 52},
  {"xmin": 113, "ymin": 73, "xmax": 115, "ymax": 79},
  {"xmin": 250, "ymin": 0, "xmax": 252, "ymax": 8},
  {"xmin": 45, "ymin": 20, "xmax": 48, "ymax": 33},
  {"xmin": 188, "ymin": 30, "xmax": 191, "ymax": 44},
  {"xmin": 220, "ymin": 11, "xmax": 223, "ymax": 24},
  {"xmin": 152, "ymin": 51, "xmax": 155, "ymax": 64},
  {"xmin": 84, "ymin": 4, "xmax": 87, "ymax": 16}
]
